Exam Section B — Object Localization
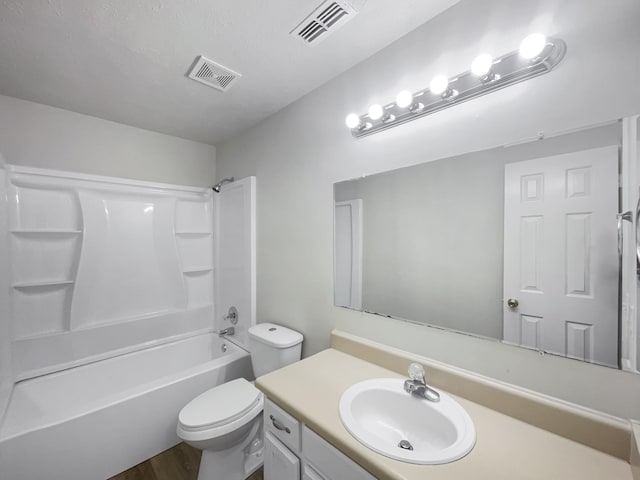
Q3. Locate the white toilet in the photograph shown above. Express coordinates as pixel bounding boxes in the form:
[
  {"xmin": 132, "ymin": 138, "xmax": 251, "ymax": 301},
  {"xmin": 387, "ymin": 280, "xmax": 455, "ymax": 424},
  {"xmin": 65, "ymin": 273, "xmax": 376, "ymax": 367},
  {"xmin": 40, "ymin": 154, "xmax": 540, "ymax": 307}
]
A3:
[{"xmin": 177, "ymin": 323, "xmax": 303, "ymax": 480}]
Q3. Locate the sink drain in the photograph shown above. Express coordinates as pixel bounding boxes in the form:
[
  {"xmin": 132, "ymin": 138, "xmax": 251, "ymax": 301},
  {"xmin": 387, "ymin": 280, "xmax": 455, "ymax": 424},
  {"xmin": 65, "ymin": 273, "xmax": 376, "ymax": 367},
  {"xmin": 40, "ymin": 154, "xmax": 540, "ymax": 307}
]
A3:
[{"xmin": 398, "ymin": 440, "xmax": 413, "ymax": 451}]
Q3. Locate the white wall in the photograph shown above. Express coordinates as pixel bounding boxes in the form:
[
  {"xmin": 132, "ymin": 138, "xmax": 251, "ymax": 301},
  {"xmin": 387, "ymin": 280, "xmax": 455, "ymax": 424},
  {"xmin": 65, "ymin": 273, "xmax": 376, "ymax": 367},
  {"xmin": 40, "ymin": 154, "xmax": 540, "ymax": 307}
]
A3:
[
  {"xmin": 216, "ymin": 0, "xmax": 640, "ymax": 419},
  {"xmin": 0, "ymin": 95, "xmax": 216, "ymax": 186},
  {"xmin": 0, "ymin": 94, "xmax": 216, "ymax": 424}
]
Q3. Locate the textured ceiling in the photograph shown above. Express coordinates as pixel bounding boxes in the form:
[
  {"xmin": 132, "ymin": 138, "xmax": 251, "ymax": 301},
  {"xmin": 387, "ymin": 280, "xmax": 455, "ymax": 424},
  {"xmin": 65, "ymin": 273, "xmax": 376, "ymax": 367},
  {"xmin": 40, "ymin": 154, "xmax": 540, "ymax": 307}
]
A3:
[{"xmin": 0, "ymin": 0, "xmax": 459, "ymax": 145}]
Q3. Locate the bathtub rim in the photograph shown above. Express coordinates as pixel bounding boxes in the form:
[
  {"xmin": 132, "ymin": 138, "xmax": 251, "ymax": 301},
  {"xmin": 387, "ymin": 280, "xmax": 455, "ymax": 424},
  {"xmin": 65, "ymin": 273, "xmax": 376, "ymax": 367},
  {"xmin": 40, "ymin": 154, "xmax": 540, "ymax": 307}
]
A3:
[{"xmin": 0, "ymin": 331, "xmax": 250, "ymax": 441}]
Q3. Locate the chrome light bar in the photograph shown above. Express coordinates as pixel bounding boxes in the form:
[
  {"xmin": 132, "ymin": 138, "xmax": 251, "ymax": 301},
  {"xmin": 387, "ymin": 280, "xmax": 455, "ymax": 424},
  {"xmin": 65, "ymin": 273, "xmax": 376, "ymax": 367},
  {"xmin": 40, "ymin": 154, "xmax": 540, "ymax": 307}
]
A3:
[{"xmin": 347, "ymin": 36, "xmax": 566, "ymax": 138}]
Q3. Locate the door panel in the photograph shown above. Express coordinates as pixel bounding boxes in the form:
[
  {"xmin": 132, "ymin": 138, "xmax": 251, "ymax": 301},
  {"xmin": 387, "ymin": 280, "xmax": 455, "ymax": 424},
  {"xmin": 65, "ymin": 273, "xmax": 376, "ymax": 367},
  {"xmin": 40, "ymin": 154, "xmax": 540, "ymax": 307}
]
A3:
[
  {"xmin": 264, "ymin": 432, "xmax": 300, "ymax": 480},
  {"xmin": 503, "ymin": 146, "xmax": 618, "ymax": 367},
  {"xmin": 302, "ymin": 464, "xmax": 326, "ymax": 480}
]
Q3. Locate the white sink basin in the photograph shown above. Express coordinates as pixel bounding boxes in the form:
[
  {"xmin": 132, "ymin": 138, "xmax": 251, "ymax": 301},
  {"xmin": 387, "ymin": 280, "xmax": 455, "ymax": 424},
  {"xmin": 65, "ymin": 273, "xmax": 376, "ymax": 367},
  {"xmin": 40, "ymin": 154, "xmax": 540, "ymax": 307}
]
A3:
[{"xmin": 339, "ymin": 378, "xmax": 476, "ymax": 464}]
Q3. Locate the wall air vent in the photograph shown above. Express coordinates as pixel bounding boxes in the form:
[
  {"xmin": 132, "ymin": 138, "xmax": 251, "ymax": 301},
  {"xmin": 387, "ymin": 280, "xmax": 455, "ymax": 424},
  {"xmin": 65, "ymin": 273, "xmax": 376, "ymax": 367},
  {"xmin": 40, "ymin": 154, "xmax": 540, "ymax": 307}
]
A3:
[
  {"xmin": 290, "ymin": 0, "xmax": 359, "ymax": 47},
  {"xmin": 187, "ymin": 56, "xmax": 241, "ymax": 92}
]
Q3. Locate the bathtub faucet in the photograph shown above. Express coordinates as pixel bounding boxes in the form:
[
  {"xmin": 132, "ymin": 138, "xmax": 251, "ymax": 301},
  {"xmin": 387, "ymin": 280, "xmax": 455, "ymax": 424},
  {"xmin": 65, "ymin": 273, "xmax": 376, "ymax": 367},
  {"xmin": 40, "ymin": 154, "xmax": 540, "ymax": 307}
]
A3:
[{"xmin": 218, "ymin": 327, "xmax": 235, "ymax": 337}]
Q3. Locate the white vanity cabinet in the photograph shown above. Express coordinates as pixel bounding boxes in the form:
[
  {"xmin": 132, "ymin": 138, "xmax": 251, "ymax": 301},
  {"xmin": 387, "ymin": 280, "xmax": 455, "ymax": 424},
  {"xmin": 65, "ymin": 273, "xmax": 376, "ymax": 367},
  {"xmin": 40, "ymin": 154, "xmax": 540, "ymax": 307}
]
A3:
[
  {"xmin": 265, "ymin": 432, "xmax": 300, "ymax": 480},
  {"xmin": 301, "ymin": 425, "xmax": 376, "ymax": 480},
  {"xmin": 264, "ymin": 399, "xmax": 302, "ymax": 480},
  {"xmin": 302, "ymin": 463, "xmax": 326, "ymax": 480},
  {"xmin": 264, "ymin": 398, "xmax": 375, "ymax": 480}
]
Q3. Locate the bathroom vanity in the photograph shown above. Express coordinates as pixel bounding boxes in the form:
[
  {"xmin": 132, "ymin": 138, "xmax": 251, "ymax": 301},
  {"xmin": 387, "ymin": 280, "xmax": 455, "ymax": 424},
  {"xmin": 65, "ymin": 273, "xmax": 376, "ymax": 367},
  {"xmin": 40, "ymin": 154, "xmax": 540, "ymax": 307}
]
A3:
[
  {"xmin": 263, "ymin": 398, "xmax": 375, "ymax": 480},
  {"xmin": 256, "ymin": 331, "xmax": 637, "ymax": 480}
]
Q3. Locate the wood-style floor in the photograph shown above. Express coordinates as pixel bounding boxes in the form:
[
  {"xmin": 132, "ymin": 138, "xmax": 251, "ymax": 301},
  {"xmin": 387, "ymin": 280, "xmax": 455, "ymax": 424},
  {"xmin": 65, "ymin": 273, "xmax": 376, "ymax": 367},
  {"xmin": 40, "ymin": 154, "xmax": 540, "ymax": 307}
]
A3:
[{"xmin": 107, "ymin": 442, "xmax": 264, "ymax": 480}]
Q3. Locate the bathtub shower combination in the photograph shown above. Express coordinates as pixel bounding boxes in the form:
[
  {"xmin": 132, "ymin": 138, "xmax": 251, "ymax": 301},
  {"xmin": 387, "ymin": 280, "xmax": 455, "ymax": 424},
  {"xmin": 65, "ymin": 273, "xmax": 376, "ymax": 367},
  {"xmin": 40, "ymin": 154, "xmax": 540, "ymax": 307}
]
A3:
[{"xmin": 0, "ymin": 160, "xmax": 257, "ymax": 480}]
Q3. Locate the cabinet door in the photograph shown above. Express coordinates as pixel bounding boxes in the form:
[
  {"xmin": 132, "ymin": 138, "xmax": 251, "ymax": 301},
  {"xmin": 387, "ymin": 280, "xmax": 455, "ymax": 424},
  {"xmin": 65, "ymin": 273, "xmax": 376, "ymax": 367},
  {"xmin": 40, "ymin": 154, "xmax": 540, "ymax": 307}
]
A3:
[
  {"xmin": 302, "ymin": 426, "xmax": 375, "ymax": 480},
  {"xmin": 264, "ymin": 398, "xmax": 301, "ymax": 453},
  {"xmin": 302, "ymin": 463, "xmax": 326, "ymax": 480},
  {"xmin": 264, "ymin": 431, "xmax": 300, "ymax": 480}
]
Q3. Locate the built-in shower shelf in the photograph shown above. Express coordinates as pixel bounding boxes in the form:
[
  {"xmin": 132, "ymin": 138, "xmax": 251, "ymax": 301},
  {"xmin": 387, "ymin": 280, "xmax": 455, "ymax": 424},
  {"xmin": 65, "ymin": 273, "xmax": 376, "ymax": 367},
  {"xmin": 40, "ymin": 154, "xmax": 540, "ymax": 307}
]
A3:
[
  {"xmin": 175, "ymin": 231, "xmax": 212, "ymax": 236},
  {"xmin": 11, "ymin": 229, "xmax": 82, "ymax": 234},
  {"xmin": 13, "ymin": 280, "xmax": 75, "ymax": 289},
  {"xmin": 182, "ymin": 267, "xmax": 214, "ymax": 274}
]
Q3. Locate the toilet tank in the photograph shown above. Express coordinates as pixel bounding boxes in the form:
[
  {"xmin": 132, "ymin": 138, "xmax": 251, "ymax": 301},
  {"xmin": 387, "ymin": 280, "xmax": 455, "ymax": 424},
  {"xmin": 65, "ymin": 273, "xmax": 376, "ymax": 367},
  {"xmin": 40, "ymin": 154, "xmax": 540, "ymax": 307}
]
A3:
[{"xmin": 248, "ymin": 323, "xmax": 303, "ymax": 378}]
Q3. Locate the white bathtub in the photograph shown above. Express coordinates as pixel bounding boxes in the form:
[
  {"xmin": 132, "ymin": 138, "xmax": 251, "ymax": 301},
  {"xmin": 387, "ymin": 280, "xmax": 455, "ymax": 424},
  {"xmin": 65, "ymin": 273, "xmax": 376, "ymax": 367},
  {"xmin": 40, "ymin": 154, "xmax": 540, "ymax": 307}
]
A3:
[{"xmin": 0, "ymin": 333, "xmax": 252, "ymax": 480}]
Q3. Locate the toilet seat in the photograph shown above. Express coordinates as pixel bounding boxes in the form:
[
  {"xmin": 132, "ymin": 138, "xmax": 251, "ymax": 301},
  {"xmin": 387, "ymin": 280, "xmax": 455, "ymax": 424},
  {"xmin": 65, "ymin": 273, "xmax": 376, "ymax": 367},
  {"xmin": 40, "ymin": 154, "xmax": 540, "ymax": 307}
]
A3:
[{"xmin": 177, "ymin": 378, "xmax": 264, "ymax": 442}]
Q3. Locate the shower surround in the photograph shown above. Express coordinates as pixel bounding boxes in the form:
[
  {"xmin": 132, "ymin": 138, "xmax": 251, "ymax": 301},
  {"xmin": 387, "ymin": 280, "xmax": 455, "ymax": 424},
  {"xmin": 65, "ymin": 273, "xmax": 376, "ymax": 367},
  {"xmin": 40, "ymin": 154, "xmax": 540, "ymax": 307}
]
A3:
[{"xmin": 0, "ymin": 161, "xmax": 256, "ymax": 479}]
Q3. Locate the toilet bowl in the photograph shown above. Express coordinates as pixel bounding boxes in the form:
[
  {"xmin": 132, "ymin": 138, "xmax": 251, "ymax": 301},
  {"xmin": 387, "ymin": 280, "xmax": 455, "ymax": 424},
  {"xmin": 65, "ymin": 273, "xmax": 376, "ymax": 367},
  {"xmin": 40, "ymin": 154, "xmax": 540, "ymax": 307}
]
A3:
[
  {"xmin": 176, "ymin": 322, "xmax": 303, "ymax": 480},
  {"xmin": 177, "ymin": 378, "xmax": 265, "ymax": 480}
]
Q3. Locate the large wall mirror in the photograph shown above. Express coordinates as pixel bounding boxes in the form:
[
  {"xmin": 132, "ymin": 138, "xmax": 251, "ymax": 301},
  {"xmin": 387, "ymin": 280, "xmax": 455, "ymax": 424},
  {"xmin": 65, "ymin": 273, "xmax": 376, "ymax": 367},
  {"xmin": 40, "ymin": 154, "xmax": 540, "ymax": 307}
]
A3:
[{"xmin": 334, "ymin": 116, "xmax": 640, "ymax": 372}]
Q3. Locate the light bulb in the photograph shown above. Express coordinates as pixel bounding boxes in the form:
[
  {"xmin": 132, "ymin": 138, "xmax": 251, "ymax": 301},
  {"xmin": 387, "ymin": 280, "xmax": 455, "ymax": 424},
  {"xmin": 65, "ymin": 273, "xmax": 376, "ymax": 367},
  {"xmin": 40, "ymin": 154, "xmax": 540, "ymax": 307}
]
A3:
[
  {"xmin": 368, "ymin": 104, "xmax": 383, "ymax": 120},
  {"xmin": 430, "ymin": 75, "xmax": 449, "ymax": 95},
  {"xmin": 345, "ymin": 113, "xmax": 360, "ymax": 129},
  {"xmin": 396, "ymin": 90, "xmax": 413, "ymax": 108},
  {"xmin": 519, "ymin": 33, "xmax": 547, "ymax": 60},
  {"xmin": 471, "ymin": 53, "xmax": 493, "ymax": 77}
]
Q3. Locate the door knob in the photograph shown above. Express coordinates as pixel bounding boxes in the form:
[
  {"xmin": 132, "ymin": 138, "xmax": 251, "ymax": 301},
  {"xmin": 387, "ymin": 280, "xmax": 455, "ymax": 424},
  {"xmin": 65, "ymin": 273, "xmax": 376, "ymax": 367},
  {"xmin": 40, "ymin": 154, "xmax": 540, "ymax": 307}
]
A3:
[{"xmin": 507, "ymin": 298, "xmax": 519, "ymax": 309}]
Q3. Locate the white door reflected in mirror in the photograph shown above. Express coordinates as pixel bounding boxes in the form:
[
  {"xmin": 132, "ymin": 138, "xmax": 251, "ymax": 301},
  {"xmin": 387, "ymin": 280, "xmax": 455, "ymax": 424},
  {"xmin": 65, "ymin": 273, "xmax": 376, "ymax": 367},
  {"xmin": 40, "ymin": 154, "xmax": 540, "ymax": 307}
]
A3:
[{"xmin": 503, "ymin": 146, "xmax": 618, "ymax": 368}]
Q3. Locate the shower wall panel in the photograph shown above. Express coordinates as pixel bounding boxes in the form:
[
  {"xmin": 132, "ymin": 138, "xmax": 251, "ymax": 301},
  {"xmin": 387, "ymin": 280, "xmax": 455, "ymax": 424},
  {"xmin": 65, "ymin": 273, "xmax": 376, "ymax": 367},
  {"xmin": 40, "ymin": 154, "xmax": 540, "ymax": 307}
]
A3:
[
  {"xmin": 0, "ymin": 161, "xmax": 12, "ymax": 423},
  {"xmin": 2, "ymin": 165, "xmax": 215, "ymax": 380}
]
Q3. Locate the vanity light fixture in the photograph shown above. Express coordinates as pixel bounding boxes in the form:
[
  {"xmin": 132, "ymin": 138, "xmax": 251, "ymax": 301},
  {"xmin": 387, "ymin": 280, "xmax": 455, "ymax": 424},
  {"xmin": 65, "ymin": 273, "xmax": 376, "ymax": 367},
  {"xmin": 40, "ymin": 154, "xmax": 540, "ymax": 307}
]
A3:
[
  {"xmin": 430, "ymin": 74, "xmax": 459, "ymax": 101},
  {"xmin": 471, "ymin": 53, "xmax": 494, "ymax": 77},
  {"xmin": 368, "ymin": 104, "xmax": 384, "ymax": 120},
  {"xmin": 345, "ymin": 33, "xmax": 566, "ymax": 138},
  {"xmin": 381, "ymin": 111, "xmax": 396, "ymax": 123},
  {"xmin": 471, "ymin": 53, "xmax": 499, "ymax": 84},
  {"xmin": 519, "ymin": 33, "xmax": 547, "ymax": 60},
  {"xmin": 368, "ymin": 104, "xmax": 396, "ymax": 124},
  {"xmin": 345, "ymin": 112, "xmax": 372, "ymax": 132},
  {"xmin": 429, "ymin": 74, "xmax": 450, "ymax": 96},
  {"xmin": 396, "ymin": 90, "xmax": 412, "ymax": 108},
  {"xmin": 345, "ymin": 113, "xmax": 360, "ymax": 129},
  {"xmin": 396, "ymin": 90, "xmax": 424, "ymax": 113}
]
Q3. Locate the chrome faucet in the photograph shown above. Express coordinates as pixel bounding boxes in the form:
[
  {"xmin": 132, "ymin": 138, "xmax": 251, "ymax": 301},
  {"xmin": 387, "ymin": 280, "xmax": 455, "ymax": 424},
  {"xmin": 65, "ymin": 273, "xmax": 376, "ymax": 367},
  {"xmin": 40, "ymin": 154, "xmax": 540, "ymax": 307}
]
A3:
[
  {"xmin": 404, "ymin": 363, "xmax": 440, "ymax": 402},
  {"xmin": 218, "ymin": 327, "xmax": 235, "ymax": 337}
]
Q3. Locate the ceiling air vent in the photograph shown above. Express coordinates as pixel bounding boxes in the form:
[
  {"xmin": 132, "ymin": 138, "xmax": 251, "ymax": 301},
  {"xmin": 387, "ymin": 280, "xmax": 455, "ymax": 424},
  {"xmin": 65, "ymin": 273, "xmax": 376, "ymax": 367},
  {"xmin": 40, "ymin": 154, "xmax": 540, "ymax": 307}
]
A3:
[
  {"xmin": 290, "ymin": 0, "xmax": 359, "ymax": 47},
  {"xmin": 187, "ymin": 56, "xmax": 241, "ymax": 92}
]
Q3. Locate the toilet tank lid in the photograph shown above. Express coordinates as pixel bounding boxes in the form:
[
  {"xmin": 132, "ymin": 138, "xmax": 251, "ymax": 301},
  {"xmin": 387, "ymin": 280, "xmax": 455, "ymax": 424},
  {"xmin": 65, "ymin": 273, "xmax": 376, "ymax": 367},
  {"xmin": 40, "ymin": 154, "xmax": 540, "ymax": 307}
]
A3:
[{"xmin": 248, "ymin": 323, "xmax": 303, "ymax": 348}]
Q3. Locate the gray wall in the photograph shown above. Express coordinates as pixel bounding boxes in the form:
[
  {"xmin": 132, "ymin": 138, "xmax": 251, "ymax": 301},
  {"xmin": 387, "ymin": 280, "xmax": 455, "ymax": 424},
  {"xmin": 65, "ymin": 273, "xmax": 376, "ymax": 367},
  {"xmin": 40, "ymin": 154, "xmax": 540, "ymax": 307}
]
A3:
[
  {"xmin": 335, "ymin": 124, "xmax": 619, "ymax": 340},
  {"xmin": 0, "ymin": 95, "xmax": 217, "ymax": 186},
  {"xmin": 0, "ymin": 94, "xmax": 217, "ymax": 423},
  {"xmin": 338, "ymin": 150, "xmax": 507, "ymax": 339},
  {"xmin": 216, "ymin": 0, "xmax": 640, "ymax": 419}
]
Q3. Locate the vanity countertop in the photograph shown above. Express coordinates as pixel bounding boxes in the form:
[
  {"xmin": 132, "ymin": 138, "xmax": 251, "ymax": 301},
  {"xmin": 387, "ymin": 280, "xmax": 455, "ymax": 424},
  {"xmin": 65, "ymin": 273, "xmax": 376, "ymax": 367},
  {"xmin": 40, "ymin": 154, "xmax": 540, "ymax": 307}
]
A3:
[{"xmin": 256, "ymin": 348, "xmax": 632, "ymax": 480}]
